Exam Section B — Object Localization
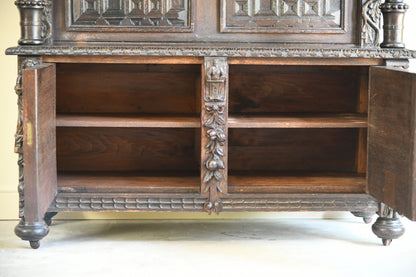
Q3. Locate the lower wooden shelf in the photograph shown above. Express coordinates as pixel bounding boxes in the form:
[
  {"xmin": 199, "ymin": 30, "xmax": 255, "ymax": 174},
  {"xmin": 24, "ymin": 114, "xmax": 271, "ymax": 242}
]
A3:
[
  {"xmin": 57, "ymin": 172, "xmax": 201, "ymax": 193},
  {"xmin": 58, "ymin": 172, "xmax": 365, "ymax": 195},
  {"xmin": 228, "ymin": 173, "xmax": 366, "ymax": 194}
]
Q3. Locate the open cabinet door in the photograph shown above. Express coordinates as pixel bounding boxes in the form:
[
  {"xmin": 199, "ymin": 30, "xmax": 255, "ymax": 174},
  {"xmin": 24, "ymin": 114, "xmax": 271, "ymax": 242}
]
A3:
[
  {"xmin": 22, "ymin": 63, "xmax": 57, "ymax": 223},
  {"xmin": 368, "ymin": 66, "xmax": 416, "ymax": 220}
]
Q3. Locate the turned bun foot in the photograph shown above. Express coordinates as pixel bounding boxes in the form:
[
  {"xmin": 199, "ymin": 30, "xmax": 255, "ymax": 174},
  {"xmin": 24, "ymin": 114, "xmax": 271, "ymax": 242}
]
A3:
[
  {"xmin": 382, "ymin": 239, "xmax": 392, "ymax": 246},
  {"xmin": 363, "ymin": 217, "xmax": 373, "ymax": 224},
  {"xmin": 372, "ymin": 216, "xmax": 405, "ymax": 246},
  {"xmin": 15, "ymin": 220, "xmax": 49, "ymax": 249},
  {"xmin": 44, "ymin": 212, "xmax": 58, "ymax": 226},
  {"xmin": 30, "ymin": 240, "xmax": 40, "ymax": 249},
  {"xmin": 351, "ymin": 211, "xmax": 375, "ymax": 224}
]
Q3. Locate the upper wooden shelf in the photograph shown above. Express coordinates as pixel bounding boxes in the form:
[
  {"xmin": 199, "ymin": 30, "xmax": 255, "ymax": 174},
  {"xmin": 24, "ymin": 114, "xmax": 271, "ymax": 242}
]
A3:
[
  {"xmin": 56, "ymin": 114, "xmax": 200, "ymax": 128},
  {"xmin": 57, "ymin": 113, "xmax": 368, "ymax": 129},
  {"xmin": 228, "ymin": 114, "xmax": 368, "ymax": 128}
]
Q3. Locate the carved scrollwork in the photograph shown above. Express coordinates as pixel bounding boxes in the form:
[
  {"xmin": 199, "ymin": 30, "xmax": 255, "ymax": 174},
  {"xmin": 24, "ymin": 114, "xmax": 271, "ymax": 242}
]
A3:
[
  {"xmin": 361, "ymin": 0, "xmax": 382, "ymax": 48},
  {"xmin": 202, "ymin": 58, "xmax": 228, "ymax": 215},
  {"xmin": 15, "ymin": 57, "xmax": 41, "ymax": 219}
]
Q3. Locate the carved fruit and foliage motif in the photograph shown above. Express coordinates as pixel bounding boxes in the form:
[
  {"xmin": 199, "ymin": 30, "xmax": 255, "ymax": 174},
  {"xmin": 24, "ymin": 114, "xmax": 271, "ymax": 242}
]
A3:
[
  {"xmin": 361, "ymin": 0, "xmax": 381, "ymax": 47},
  {"xmin": 202, "ymin": 58, "xmax": 228, "ymax": 215},
  {"xmin": 15, "ymin": 57, "xmax": 41, "ymax": 219},
  {"xmin": 221, "ymin": 0, "xmax": 344, "ymax": 33},
  {"xmin": 69, "ymin": 0, "xmax": 192, "ymax": 31}
]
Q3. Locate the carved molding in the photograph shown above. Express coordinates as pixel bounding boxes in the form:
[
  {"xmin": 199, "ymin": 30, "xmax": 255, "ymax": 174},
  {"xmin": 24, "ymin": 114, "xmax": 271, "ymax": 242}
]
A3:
[
  {"xmin": 67, "ymin": 0, "xmax": 193, "ymax": 32},
  {"xmin": 361, "ymin": 0, "xmax": 382, "ymax": 48},
  {"xmin": 15, "ymin": 57, "xmax": 41, "ymax": 219},
  {"xmin": 6, "ymin": 46, "xmax": 416, "ymax": 59},
  {"xmin": 48, "ymin": 193, "xmax": 378, "ymax": 212},
  {"xmin": 202, "ymin": 57, "xmax": 228, "ymax": 215},
  {"xmin": 221, "ymin": 0, "xmax": 345, "ymax": 33}
]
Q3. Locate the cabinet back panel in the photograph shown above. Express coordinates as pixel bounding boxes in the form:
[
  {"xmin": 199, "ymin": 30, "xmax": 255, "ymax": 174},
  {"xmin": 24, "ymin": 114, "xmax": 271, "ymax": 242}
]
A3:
[
  {"xmin": 229, "ymin": 128, "xmax": 359, "ymax": 173},
  {"xmin": 229, "ymin": 66, "xmax": 362, "ymax": 114},
  {"xmin": 57, "ymin": 127, "xmax": 200, "ymax": 172},
  {"xmin": 56, "ymin": 63, "xmax": 201, "ymax": 115}
]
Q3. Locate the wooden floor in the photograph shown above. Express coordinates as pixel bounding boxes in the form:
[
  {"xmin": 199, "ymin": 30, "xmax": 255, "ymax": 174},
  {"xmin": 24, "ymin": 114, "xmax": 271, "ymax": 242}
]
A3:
[{"xmin": 1, "ymin": 216, "xmax": 416, "ymax": 276}]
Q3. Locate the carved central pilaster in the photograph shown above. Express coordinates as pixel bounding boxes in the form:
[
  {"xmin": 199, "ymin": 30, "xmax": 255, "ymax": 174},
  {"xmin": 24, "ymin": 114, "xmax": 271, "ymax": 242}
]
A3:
[{"xmin": 201, "ymin": 57, "xmax": 229, "ymax": 215}]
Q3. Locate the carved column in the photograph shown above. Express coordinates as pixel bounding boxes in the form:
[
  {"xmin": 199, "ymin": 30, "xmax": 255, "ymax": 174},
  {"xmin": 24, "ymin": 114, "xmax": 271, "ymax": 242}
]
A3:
[
  {"xmin": 372, "ymin": 203, "xmax": 405, "ymax": 246},
  {"xmin": 380, "ymin": 0, "xmax": 409, "ymax": 48},
  {"xmin": 201, "ymin": 57, "xmax": 229, "ymax": 215},
  {"xmin": 15, "ymin": 0, "xmax": 51, "ymax": 45}
]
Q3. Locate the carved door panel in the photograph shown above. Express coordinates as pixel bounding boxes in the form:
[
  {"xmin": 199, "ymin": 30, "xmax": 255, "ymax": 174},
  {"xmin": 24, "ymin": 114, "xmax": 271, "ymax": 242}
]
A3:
[
  {"xmin": 22, "ymin": 63, "xmax": 57, "ymax": 223},
  {"xmin": 68, "ymin": 0, "xmax": 193, "ymax": 32},
  {"xmin": 221, "ymin": 0, "xmax": 346, "ymax": 33},
  {"xmin": 368, "ymin": 66, "xmax": 416, "ymax": 220}
]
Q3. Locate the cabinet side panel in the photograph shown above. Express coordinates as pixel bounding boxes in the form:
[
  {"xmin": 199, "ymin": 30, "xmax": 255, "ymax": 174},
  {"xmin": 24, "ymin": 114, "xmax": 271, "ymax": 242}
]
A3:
[
  {"xmin": 22, "ymin": 64, "xmax": 57, "ymax": 222},
  {"xmin": 368, "ymin": 67, "xmax": 416, "ymax": 220}
]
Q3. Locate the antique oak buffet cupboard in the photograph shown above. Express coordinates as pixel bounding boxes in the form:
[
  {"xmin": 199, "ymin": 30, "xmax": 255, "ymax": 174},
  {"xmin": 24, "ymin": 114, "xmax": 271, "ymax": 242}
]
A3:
[{"xmin": 7, "ymin": 0, "xmax": 416, "ymax": 248}]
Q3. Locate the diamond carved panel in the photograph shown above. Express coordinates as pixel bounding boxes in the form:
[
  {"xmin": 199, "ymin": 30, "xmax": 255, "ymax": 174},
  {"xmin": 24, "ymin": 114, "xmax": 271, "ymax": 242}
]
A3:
[
  {"xmin": 68, "ymin": 0, "xmax": 192, "ymax": 32},
  {"xmin": 221, "ymin": 0, "xmax": 345, "ymax": 33}
]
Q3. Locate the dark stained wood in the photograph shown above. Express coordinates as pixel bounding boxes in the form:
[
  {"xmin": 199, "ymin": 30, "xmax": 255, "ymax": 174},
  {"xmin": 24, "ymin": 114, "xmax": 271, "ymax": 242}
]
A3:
[
  {"xmin": 56, "ymin": 114, "xmax": 201, "ymax": 128},
  {"xmin": 56, "ymin": 63, "xmax": 201, "ymax": 115},
  {"xmin": 10, "ymin": 0, "xmax": 416, "ymax": 248},
  {"xmin": 229, "ymin": 65, "xmax": 362, "ymax": 114},
  {"xmin": 43, "ymin": 56, "xmax": 204, "ymax": 64},
  {"xmin": 228, "ymin": 174, "xmax": 366, "ymax": 194},
  {"xmin": 356, "ymin": 67, "xmax": 369, "ymax": 174},
  {"xmin": 56, "ymin": 127, "xmax": 200, "ymax": 172},
  {"xmin": 52, "ymin": 0, "xmax": 358, "ymax": 45},
  {"xmin": 22, "ymin": 63, "xmax": 57, "ymax": 223},
  {"xmin": 229, "ymin": 128, "xmax": 359, "ymax": 173},
  {"xmin": 368, "ymin": 67, "xmax": 416, "ymax": 220},
  {"xmin": 57, "ymin": 172, "xmax": 200, "ymax": 193},
  {"xmin": 200, "ymin": 57, "xmax": 229, "ymax": 214},
  {"xmin": 227, "ymin": 58, "xmax": 383, "ymax": 66},
  {"xmin": 228, "ymin": 114, "xmax": 368, "ymax": 128}
]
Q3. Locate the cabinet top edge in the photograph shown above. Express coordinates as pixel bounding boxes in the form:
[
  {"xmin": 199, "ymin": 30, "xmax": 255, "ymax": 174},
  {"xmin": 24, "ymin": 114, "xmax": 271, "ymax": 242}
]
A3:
[{"xmin": 6, "ymin": 45, "xmax": 416, "ymax": 60}]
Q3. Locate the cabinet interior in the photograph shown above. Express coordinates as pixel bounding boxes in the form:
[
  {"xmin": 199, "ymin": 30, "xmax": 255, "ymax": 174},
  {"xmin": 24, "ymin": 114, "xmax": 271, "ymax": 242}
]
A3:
[{"xmin": 55, "ymin": 63, "xmax": 368, "ymax": 194}]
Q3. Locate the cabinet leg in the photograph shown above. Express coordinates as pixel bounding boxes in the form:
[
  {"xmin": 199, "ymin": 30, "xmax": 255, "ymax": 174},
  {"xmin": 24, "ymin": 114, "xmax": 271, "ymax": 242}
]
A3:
[
  {"xmin": 44, "ymin": 212, "xmax": 58, "ymax": 226},
  {"xmin": 371, "ymin": 203, "xmax": 405, "ymax": 246},
  {"xmin": 15, "ymin": 219, "xmax": 49, "ymax": 249},
  {"xmin": 351, "ymin": 211, "xmax": 375, "ymax": 224}
]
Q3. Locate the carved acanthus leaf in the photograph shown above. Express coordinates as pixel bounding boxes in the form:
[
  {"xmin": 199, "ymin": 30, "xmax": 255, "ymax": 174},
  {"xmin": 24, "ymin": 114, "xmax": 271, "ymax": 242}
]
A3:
[
  {"xmin": 361, "ymin": 0, "xmax": 382, "ymax": 48},
  {"xmin": 202, "ymin": 58, "xmax": 228, "ymax": 215}
]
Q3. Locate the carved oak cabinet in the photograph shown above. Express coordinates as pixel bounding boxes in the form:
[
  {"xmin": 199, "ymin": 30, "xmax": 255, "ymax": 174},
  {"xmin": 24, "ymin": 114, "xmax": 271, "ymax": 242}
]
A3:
[{"xmin": 7, "ymin": 0, "xmax": 416, "ymax": 249}]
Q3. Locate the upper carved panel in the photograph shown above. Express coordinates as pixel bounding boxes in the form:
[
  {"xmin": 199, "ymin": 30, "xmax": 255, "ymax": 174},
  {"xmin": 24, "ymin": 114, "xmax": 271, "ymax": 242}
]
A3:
[
  {"xmin": 67, "ymin": 0, "xmax": 193, "ymax": 32},
  {"xmin": 221, "ymin": 0, "xmax": 345, "ymax": 33}
]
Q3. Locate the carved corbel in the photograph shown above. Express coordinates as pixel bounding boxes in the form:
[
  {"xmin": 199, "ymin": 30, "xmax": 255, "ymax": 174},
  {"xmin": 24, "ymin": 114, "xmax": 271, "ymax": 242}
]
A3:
[
  {"xmin": 15, "ymin": 0, "xmax": 52, "ymax": 45},
  {"xmin": 201, "ymin": 57, "xmax": 228, "ymax": 215},
  {"xmin": 380, "ymin": 0, "xmax": 409, "ymax": 48}
]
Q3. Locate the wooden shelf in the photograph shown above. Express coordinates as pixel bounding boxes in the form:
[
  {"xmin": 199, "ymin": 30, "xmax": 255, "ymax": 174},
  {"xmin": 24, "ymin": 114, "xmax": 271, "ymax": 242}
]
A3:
[
  {"xmin": 228, "ymin": 173, "xmax": 366, "ymax": 194},
  {"xmin": 57, "ymin": 172, "xmax": 200, "ymax": 193},
  {"xmin": 228, "ymin": 114, "xmax": 368, "ymax": 128},
  {"xmin": 56, "ymin": 114, "xmax": 201, "ymax": 128}
]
